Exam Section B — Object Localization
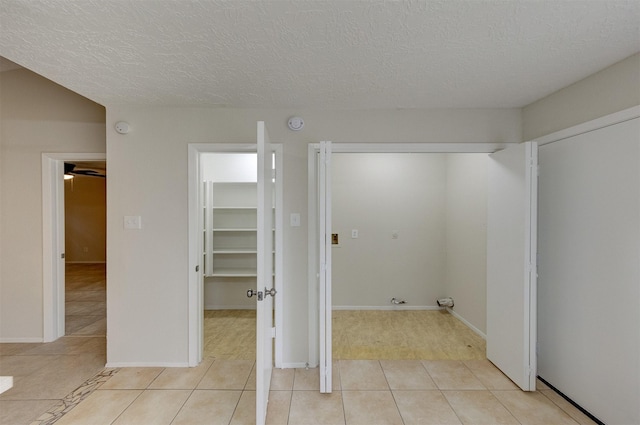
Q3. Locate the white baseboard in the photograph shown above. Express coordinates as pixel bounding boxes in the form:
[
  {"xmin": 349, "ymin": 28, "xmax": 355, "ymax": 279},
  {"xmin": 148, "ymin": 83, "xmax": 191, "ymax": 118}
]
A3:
[
  {"xmin": 0, "ymin": 337, "xmax": 43, "ymax": 343},
  {"xmin": 446, "ymin": 307, "xmax": 486, "ymax": 340},
  {"xmin": 106, "ymin": 362, "xmax": 190, "ymax": 368},
  {"xmin": 204, "ymin": 305, "xmax": 256, "ymax": 310},
  {"xmin": 279, "ymin": 362, "xmax": 310, "ymax": 369},
  {"xmin": 332, "ymin": 305, "xmax": 442, "ymax": 311}
]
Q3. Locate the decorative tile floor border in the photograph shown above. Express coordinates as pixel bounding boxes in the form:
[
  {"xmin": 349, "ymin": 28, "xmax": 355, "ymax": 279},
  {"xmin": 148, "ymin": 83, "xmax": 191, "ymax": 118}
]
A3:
[{"xmin": 29, "ymin": 368, "xmax": 120, "ymax": 425}]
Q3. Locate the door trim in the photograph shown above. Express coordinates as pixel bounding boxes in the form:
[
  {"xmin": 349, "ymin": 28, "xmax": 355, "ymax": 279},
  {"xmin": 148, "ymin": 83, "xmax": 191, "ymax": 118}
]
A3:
[
  {"xmin": 187, "ymin": 143, "xmax": 284, "ymax": 367},
  {"xmin": 42, "ymin": 152, "xmax": 106, "ymax": 342}
]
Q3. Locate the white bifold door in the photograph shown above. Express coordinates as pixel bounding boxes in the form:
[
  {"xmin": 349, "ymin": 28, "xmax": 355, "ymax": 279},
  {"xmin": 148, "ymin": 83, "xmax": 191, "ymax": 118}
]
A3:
[
  {"xmin": 318, "ymin": 141, "xmax": 333, "ymax": 393},
  {"xmin": 486, "ymin": 141, "xmax": 538, "ymax": 391},
  {"xmin": 255, "ymin": 121, "xmax": 275, "ymax": 424}
]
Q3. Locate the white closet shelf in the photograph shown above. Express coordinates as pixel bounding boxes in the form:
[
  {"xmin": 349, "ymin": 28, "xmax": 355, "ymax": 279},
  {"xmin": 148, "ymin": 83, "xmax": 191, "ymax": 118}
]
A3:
[
  {"xmin": 212, "ymin": 249, "xmax": 258, "ymax": 254},
  {"xmin": 213, "ymin": 228, "xmax": 257, "ymax": 232},
  {"xmin": 209, "ymin": 268, "xmax": 257, "ymax": 277}
]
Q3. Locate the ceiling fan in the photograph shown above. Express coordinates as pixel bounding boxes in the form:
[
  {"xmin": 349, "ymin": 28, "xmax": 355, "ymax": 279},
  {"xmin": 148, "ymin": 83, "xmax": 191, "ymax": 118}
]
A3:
[{"xmin": 64, "ymin": 162, "xmax": 106, "ymax": 179}]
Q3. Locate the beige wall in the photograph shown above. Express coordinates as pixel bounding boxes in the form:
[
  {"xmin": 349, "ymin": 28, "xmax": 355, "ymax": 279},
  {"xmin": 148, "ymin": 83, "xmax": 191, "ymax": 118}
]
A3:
[
  {"xmin": 105, "ymin": 106, "xmax": 521, "ymax": 365},
  {"xmin": 65, "ymin": 175, "xmax": 106, "ymax": 262},
  {"xmin": 0, "ymin": 68, "xmax": 105, "ymax": 341},
  {"xmin": 332, "ymin": 153, "xmax": 447, "ymax": 309},
  {"xmin": 445, "ymin": 154, "xmax": 488, "ymax": 334},
  {"xmin": 523, "ymin": 52, "xmax": 640, "ymax": 140}
]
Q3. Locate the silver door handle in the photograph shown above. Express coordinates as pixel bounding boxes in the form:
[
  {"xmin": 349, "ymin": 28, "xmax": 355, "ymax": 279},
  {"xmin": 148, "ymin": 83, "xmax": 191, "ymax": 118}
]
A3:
[
  {"xmin": 247, "ymin": 289, "xmax": 263, "ymax": 301},
  {"xmin": 265, "ymin": 287, "xmax": 277, "ymax": 297}
]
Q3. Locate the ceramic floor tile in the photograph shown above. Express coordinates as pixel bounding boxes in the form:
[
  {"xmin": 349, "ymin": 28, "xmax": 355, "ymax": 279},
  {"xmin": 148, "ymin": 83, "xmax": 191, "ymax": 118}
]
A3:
[
  {"xmin": 265, "ymin": 391, "xmax": 292, "ymax": 425},
  {"xmin": 339, "ymin": 360, "xmax": 389, "ymax": 390},
  {"xmin": 99, "ymin": 367, "xmax": 164, "ymax": 390},
  {"xmin": 73, "ymin": 318, "xmax": 107, "ymax": 336},
  {"xmin": 463, "ymin": 360, "xmax": 518, "ymax": 390},
  {"xmin": 288, "ymin": 390, "xmax": 345, "ymax": 425},
  {"xmin": 332, "ymin": 360, "xmax": 341, "ymax": 391},
  {"xmin": 21, "ymin": 338, "xmax": 89, "ymax": 355},
  {"xmin": 492, "ymin": 390, "xmax": 580, "ymax": 425},
  {"xmin": 111, "ymin": 389, "xmax": 191, "ymax": 425},
  {"xmin": 229, "ymin": 390, "xmax": 255, "ymax": 425},
  {"xmin": 67, "ymin": 337, "xmax": 106, "ymax": 355},
  {"xmin": 422, "ymin": 360, "xmax": 485, "ymax": 390},
  {"xmin": 0, "ymin": 399, "xmax": 58, "ymax": 425},
  {"xmin": 0, "ymin": 343, "xmax": 41, "ymax": 356},
  {"xmin": 53, "ymin": 389, "xmax": 141, "ymax": 425},
  {"xmin": 149, "ymin": 358, "xmax": 214, "ymax": 389},
  {"xmin": 1, "ymin": 354, "xmax": 105, "ymax": 400},
  {"xmin": 443, "ymin": 390, "xmax": 519, "ymax": 425},
  {"xmin": 293, "ymin": 367, "xmax": 320, "ymax": 390},
  {"xmin": 392, "ymin": 390, "xmax": 462, "ymax": 425},
  {"xmin": 269, "ymin": 368, "xmax": 294, "ymax": 391},
  {"xmin": 343, "ymin": 390, "xmax": 403, "ymax": 425},
  {"xmin": 536, "ymin": 378, "xmax": 550, "ymax": 390},
  {"xmin": 0, "ymin": 355, "xmax": 54, "ymax": 377},
  {"xmin": 245, "ymin": 363, "xmax": 257, "ymax": 390},
  {"xmin": 540, "ymin": 390, "xmax": 600, "ymax": 425},
  {"xmin": 197, "ymin": 359, "xmax": 253, "ymax": 390},
  {"xmin": 380, "ymin": 360, "xmax": 437, "ymax": 390},
  {"xmin": 171, "ymin": 390, "xmax": 242, "ymax": 425}
]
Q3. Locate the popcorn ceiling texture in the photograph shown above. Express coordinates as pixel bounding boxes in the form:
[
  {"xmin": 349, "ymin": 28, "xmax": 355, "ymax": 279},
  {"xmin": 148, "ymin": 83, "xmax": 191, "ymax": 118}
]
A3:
[{"xmin": 0, "ymin": 0, "xmax": 638, "ymax": 109}]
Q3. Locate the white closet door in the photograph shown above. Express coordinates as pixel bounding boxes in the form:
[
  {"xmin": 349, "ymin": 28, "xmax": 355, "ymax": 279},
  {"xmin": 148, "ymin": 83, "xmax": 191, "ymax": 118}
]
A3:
[
  {"xmin": 486, "ymin": 141, "xmax": 538, "ymax": 391},
  {"xmin": 319, "ymin": 141, "xmax": 333, "ymax": 393},
  {"xmin": 256, "ymin": 121, "xmax": 274, "ymax": 425}
]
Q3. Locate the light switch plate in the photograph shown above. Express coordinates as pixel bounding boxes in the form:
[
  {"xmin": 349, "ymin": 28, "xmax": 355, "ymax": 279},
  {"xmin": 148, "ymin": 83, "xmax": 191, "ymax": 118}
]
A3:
[{"xmin": 124, "ymin": 215, "xmax": 142, "ymax": 229}]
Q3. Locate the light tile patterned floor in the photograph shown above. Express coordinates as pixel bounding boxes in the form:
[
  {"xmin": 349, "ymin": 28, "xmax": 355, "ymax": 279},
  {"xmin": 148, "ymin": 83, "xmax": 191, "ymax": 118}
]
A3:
[
  {"xmin": 14, "ymin": 359, "xmax": 597, "ymax": 425},
  {"xmin": 0, "ymin": 265, "xmax": 599, "ymax": 424}
]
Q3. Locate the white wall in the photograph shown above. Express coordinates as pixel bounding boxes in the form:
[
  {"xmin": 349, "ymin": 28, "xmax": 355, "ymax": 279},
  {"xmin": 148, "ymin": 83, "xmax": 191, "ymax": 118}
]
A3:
[
  {"xmin": 537, "ymin": 118, "xmax": 639, "ymax": 425},
  {"xmin": 331, "ymin": 153, "xmax": 447, "ymax": 308},
  {"xmin": 445, "ymin": 154, "xmax": 488, "ymax": 334},
  {"xmin": 523, "ymin": 52, "xmax": 640, "ymax": 140},
  {"xmin": 104, "ymin": 106, "xmax": 521, "ymax": 365},
  {"xmin": 0, "ymin": 68, "xmax": 105, "ymax": 341}
]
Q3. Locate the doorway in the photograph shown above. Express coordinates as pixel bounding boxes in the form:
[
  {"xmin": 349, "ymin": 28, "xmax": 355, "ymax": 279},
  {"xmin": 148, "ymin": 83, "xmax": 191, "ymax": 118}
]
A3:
[
  {"xmin": 308, "ymin": 142, "xmax": 537, "ymax": 392},
  {"xmin": 330, "ymin": 152, "xmax": 488, "ymax": 360},
  {"xmin": 200, "ymin": 152, "xmax": 266, "ymax": 360},
  {"xmin": 42, "ymin": 152, "xmax": 107, "ymax": 342},
  {"xmin": 63, "ymin": 161, "xmax": 107, "ymax": 337},
  {"xmin": 187, "ymin": 143, "xmax": 283, "ymax": 367}
]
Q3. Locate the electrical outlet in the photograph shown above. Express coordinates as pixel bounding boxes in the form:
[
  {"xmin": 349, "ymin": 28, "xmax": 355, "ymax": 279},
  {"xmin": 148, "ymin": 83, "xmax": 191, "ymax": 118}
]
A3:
[
  {"xmin": 124, "ymin": 215, "xmax": 142, "ymax": 229},
  {"xmin": 351, "ymin": 229, "xmax": 358, "ymax": 238}
]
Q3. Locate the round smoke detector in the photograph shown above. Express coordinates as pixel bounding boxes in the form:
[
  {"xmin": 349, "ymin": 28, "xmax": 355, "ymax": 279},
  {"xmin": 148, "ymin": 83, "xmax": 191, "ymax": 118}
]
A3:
[{"xmin": 287, "ymin": 116, "xmax": 304, "ymax": 131}]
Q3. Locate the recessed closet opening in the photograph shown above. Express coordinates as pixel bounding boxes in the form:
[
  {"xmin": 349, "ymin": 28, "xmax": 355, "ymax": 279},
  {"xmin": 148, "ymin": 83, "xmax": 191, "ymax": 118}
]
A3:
[
  {"xmin": 331, "ymin": 152, "xmax": 489, "ymax": 360},
  {"xmin": 200, "ymin": 152, "xmax": 278, "ymax": 360}
]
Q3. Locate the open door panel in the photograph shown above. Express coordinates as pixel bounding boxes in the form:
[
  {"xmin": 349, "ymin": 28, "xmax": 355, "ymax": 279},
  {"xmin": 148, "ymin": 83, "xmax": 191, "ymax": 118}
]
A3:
[
  {"xmin": 256, "ymin": 121, "xmax": 274, "ymax": 424},
  {"xmin": 486, "ymin": 141, "xmax": 538, "ymax": 391}
]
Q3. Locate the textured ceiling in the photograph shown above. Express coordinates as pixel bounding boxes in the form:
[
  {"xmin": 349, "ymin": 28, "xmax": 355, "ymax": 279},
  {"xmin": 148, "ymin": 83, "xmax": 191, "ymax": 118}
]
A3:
[{"xmin": 0, "ymin": 0, "xmax": 638, "ymax": 109}]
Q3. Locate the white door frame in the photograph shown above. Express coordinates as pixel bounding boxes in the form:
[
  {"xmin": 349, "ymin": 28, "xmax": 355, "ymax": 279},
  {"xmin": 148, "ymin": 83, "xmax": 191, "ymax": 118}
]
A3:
[
  {"xmin": 187, "ymin": 143, "xmax": 284, "ymax": 367},
  {"xmin": 42, "ymin": 152, "xmax": 107, "ymax": 342},
  {"xmin": 307, "ymin": 142, "xmax": 505, "ymax": 367}
]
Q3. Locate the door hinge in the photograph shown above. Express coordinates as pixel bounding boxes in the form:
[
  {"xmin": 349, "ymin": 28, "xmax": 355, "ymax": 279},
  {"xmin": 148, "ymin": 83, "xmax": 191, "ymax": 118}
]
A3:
[{"xmin": 271, "ymin": 327, "xmax": 276, "ymax": 338}]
